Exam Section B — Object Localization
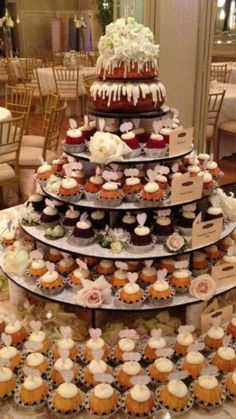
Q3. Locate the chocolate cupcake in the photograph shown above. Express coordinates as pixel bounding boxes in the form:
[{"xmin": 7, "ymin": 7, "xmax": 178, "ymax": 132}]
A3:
[
  {"xmin": 51, "ymin": 200, "xmax": 68, "ymax": 215},
  {"xmin": 73, "ymin": 218, "xmax": 95, "ymax": 244},
  {"xmin": 63, "ymin": 208, "xmax": 80, "ymax": 229},
  {"xmin": 205, "ymin": 206, "xmax": 223, "ymax": 221},
  {"xmin": 130, "ymin": 225, "xmax": 152, "ymax": 247},
  {"xmin": 40, "ymin": 206, "xmax": 60, "ymax": 226},
  {"xmin": 27, "ymin": 194, "xmax": 45, "ymax": 212},
  {"xmin": 154, "ymin": 216, "xmax": 174, "ymax": 237},
  {"xmin": 120, "ymin": 213, "xmax": 137, "ymax": 232},
  {"xmin": 178, "ymin": 210, "xmax": 195, "ymax": 229},
  {"xmin": 91, "ymin": 210, "xmax": 107, "ymax": 230}
]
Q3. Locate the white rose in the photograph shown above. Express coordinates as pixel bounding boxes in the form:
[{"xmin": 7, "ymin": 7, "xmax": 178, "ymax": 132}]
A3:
[{"xmin": 89, "ymin": 132, "xmax": 131, "ymax": 164}]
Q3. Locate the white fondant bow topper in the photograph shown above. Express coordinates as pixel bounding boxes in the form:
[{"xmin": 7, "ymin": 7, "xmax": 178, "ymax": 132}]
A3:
[{"xmin": 120, "ymin": 122, "xmax": 133, "ymax": 133}]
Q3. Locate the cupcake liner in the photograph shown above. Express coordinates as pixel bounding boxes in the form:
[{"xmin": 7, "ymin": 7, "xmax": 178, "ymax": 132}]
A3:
[
  {"xmin": 67, "ymin": 277, "xmax": 83, "ymax": 290},
  {"xmin": 197, "ymin": 333, "xmax": 222, "ymax": 354},
  {"xmin": 156, "ymin": 385, "xmax": 194, "ymax": 417},
  {"xmin": 57, "ymin": 189, "xmax": 83, "ymax": 203},
  {"xmin": 36, "ymin": 277, "xmax": 66, "ymax": 296},
  {"xmin": 84, "ymin": 191, "xmax": 97, "ymax": 201},
  {"xmin": 177, "ymin": 226, "xmax": 193, "ymax": 237},
  {"xmin": 125, "ymin": 148, "xmax": 142, "ymax": 159},
  {"xmin": 14, "ymin": 381, "xmax": 52, "ymax": 410},
  {"xmin": 114, "ymin": 289, "xmax": 147, "ymax": 309},
  {"xmin": 146, "ymin": 365, "xmax": 175, "ymax": 388},
  {"xmin": 64, "ymin": 143, "xmax": 86, "ymax": 153},
  {"xmin": 127, "ymin": 236, "xmax": 156, "ymax": 254},
  {"xmin": 34, "ymin": 174, "xmax": 48, "ymax": 187},
  {"xmin": 207, "ymin": 352, "xmax": 234, "ymax": 375},
  {"xmin": 189, "ymin": 380, "xmax": 226, "ymax": 410},
  {"xmin": 71, "ymin": 235, "xmax": 96, "ymax": 246},
  {"xmin": 222, "ymin": 374, "xmax": 236, "ymax": 401},
  {"xmin": 147, "ymin": 285, "xmax": 175, "ymax": 306},
  {"xmin": 192, "ymin": 265, "xmax": 212, "ymax": 276},
  {"xmin": 143, "ymin": 147, "xmax": 167, "ymax": 158},
  {"xmin": 0, "ymin": 390, "xmax": 16, "ymax": 404},
  {"xmin": 84, "ymin": 388, "xmax": 121, "ymax": 418},
  {"xmin": 124, "ymin": 193, "xmax": 140, "ymax": 202},
  {"xmin": 95, "ymin": 194, "xmax": 124, "ymax": 208},
  {"xmin": 137, "ymin": 195, "xmax": 162, "ymax": 208},
  {"xmin": 172, "ymin": 284, "xmax": 190, "ymax": 295},
  {"xmin": 121, "ymin": 390, "xmax": 158, "ymax": 419}
]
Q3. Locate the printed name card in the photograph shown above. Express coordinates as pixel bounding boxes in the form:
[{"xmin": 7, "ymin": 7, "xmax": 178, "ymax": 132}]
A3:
[
  {"xmin": 170, "ymin": 172, "xmax": 204, "ymax": 205},
  {"xmin": 211, "ymin": 263, "xmax": 236, "ymax": 289},
  {"xmin": 191, "ymin": 213, "xmax": 223, "ymax": 249},
  {"xmin": 169, "ymin": 127, "xmax": 193, "ymax": 157}
]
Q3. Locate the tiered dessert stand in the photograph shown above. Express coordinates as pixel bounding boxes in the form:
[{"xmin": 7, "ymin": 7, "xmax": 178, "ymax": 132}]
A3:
[{"xmin": 1, "ymin": 106, "xmax": 236, "ymax": 328}]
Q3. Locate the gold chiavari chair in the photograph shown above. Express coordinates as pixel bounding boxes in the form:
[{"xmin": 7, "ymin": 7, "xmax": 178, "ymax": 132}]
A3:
[
  {"xmin": 0, "ymin": 115, "xmax": 25, "ymax": 199},
  {"xmin": 53, "ymin": 66, "xmax": 79, "ymax": 104},
  {"xmin": 210, "ymin": 64, "xmax": 230, "ymax": 83},
  {"xmin": 0, "ymin": 58, "xmax": 8, "ymax": 85},
  {"xmin": 206, "ymin": 90, "xmax": 225, "ymax": 158},
  {"xmin": 17, "ymin": 63, "xmax": 43, "ymax": 112},
  {"xmin": 87, "ymin": 52, "xmax": 99, "ymax": 66},
  {"xmin": 212, "ymin": 55, "xmax": 236, "ymax": 63},
  {"xmin": 5, "ymin": 84, "xmax": 34, "ymax": 134},
  {"xmin": 76, "ymin": 52, "xmax": 89, "ymax": 67},
  {"xmin": 52, "ymin": 53, "xmax": 64, "ymax": 67},
  {"xmin": 4, "ymin": 60, "xmax": 22, "ymax": 87},
  {"xmin": 82, "ymin": 73, "xmax": 96, "ymax": 112},
  {"xmin": 19, "ymin": 103, "xmax": 66, "ymax": 172},
  {"xmin": 19, "ymin": 57, "xmax": 42, "ymax": 68}
]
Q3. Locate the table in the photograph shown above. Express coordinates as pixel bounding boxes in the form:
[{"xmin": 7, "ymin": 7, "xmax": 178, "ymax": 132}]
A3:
[
  {"xmin": 37, "ymin": 66, "xmax": 96, "ymax": 97},
  {"xmin": 211, "ymin": 82, "xmax": 236, "ymax": 159}
]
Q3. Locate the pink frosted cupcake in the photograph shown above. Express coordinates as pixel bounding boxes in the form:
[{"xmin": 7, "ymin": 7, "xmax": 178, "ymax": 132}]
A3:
[{"xmin": 145, "ymin": 133, "xmax": 166, "ymax": 157}]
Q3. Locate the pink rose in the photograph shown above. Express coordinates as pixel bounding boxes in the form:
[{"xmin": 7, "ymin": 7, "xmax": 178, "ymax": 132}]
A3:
[
  {"xmin": 166, "ymin": 233, "xmax": 185, "ymax": 252},
  {"xmin": 190, "ymin": 274, "xmax": 216, "ymax": 301},
  {"xmin": 84, "ymin": 289, "xmax": 102, "ymax": 308}
]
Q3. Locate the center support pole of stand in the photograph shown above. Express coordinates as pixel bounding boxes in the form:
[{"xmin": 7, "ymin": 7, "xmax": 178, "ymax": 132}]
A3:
[{"xmin": 91, "ymin": 310, "xmax": 96, "ymax": 328}]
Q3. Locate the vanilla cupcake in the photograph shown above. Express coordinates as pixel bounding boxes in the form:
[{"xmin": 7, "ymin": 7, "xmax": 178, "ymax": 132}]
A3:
[
  {"xmin": 96, "ymin": 260, "xmax": 115, "ymax": 275},
  {"xmin": 23, "ymin": 353, "xmax": 49, "ymax": 376},
  {"xmin": 124, "ymin": 384, "xmax": 155, "ymax": 416},
  {"xmin": 4, "ymin": 321, "xmax": 28, "ymax": 346},
  {"xmin": 40, "ymin": 206, "xmax": 60, "ymax": 227},
  {"xmin": 149, "ymin": 357, "xmax": 174, "ymax": 382},
  {"xmin": 63, "ymin": 208, "xmax": 80, "ymax": 229},
  {"xmin": 212, "ymin": 346, "xmax": 236, "ymax": 373},
  {"xmin": 57, "ymin": 257, "xmax": 76, "ymax": 276},
  {"xmin": 144, "ymin": 336, "xmax": 167, "ymax": 360},
  {"xmin": 84, "ymin": 337, "xmax": 109, "ymax": 362},
  {"xmin": 204, "ymin": 326, "xmax": 224, "ymax": 350},
  {"xmin": 114, "ymin": 338, "xmax": 137, "ymax": 362},
  {"xmin": 193, "ymin": 375, "xmax": 222, "ymax": 406},
  {"xmin": 0, "ymin": 367, "xmax": 16, "ymax": 398},
  {"xmin": 51, "ymin": 357, "xmax": 79, "ymax": 385},
  {"xmin": 174, "ymin": 332, "xmax": 194, "ymax": 356},
  {"xmin": 117, "ymin": 361, "xmax": 144, "ymax": 390},
  {"xmin": 84, "ymin": 359, "xmax": 111, "ymax": 387},
  {"xmin": 36, "ymin": 163, "xmax": 52, "ymax": 181},
  {"xmin": 120, "ymin": 213, "xmax": 137, "ymax": 232},
  {"xmin": 119, "ymin": 282, "xmax": 144, "ymax": 305},
  {"xmin": 182, "ymin": 351, "xmax": 207, "ymax": 378},
  {"xmin": 0, "ymin": 345, "xmax": 21, "ymax": 370},
  {"xmin": 53, "ymin": 338, "xmax": 78, "ymax": 361},
  {"xmin": 27, "ymin": 331, "xmax": 51, "ymax": 354},
  {"xmin": 139, "ymin": 265, "xmax": 157, "ymax": 285}
]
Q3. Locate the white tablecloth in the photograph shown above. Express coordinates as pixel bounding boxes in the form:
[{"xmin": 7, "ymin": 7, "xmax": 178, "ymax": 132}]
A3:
[
  {"xmin": 211, "ymin": 83, "xmax": 236, "ymax": 159},
  {"xmin": 37, "ymin": 66, "xmax": 96, "ymax": 96}
]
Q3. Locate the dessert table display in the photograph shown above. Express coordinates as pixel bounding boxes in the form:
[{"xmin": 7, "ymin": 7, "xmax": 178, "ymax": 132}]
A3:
[{"xmin": 0, "ymin": 16, "xmax": 236, "ymax": 418}]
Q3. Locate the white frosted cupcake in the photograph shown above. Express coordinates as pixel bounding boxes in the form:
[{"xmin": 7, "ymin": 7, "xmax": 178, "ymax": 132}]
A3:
[
  {"xmin": 84, "ymin": 359, "xmax": 111, "ymax": 387},
  {"xmin": 149, "ymin": 357, "xmax": 175, "ymax": 382},
  {"xmin": 174, "ymin": 332, "xmax": 194, "ymax": 355},
  {"xmin": 124, "ymin": 384, "xmax": 155, "ymax": 416},
  {"xmin": 87, "ymin": 383, "xmax": 119, "ymax": 416},
  {"xmin": 97, "ymin": 182, "xmax": 123, "ymax": 206},
  {"xmin": 212, "ymin": 346, "xmax": 236, "ymax": 373},
  {"xmin": 144, "ymin": 336, "xmax": 167, "ymax": 360},
  {"xmin": 0, "ymin": 367, "xmax": 16, "ymax": 398},
  {"xmin": 117, "ymin": 361, "xmax": 144, "ymax": 389},
  {"xmin": 159, "ymin": 379, "xmax": 190, "ymax": 411},
  {"xmin": 50, "ymin": 382, "xmax": 83, "ymax": 414},
  {"xmin": 204, "ymin": 326, "xmax": 225, "ymax": 350},
  {"xmin": 193, "ymin": 375, "xmax": 222, "ymax": 406},
  {"xmin": 114, "ymin": 338, "xmax": 138, "ymax": 362}
]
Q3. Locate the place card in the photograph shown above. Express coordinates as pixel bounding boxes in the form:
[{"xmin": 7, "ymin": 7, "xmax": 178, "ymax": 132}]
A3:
[
  {"xmin": 211, "ymin": 263, "xmax": 236, "ymax": 289},
  {"xmin": 191, "ymin": 213, "xmax": 223, "ymax": 249},
  {"xmin": 169, "ymin": 127, "xmax": 193, "ymax": 157},
  {"xmin": 170, "ymin": 172, "xmax": 204, "ymax": 205}
]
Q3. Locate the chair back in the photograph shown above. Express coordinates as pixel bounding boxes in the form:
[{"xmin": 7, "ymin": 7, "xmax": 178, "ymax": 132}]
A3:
[
  {"xmin": 210, "ymin": 64, "xmax": 228, "ymax": 83},
  {"xmin": 0, "ymin": 115, "xmax": 25, "ymax": 171},
  {"xmin": 87, "ymin": 52, "xmax": 99, "ymax": 66},
  {"xmin": 52, "ymin": 53, "xmax": 64, "ymax": 67},
  {"xmin": 5, "ymin": 84, "xmax": 33, "ymax": 132},
  {"xmin": 82, "ymin": 74, "xmax": 96, "ymax": 96},
  {"xmin": 212, "ymin": 55, "xmax": 236, "ymax": 63},
  {"xmin": 43, "ymin": 103, "xmax": 66, "ymax": 158},
  {"xmin": 207, "ymin": 90, "xmax": 225, "ymax": 129},
  {"xmin": 76, "ymin": 52, "xmax": 89, "ymax": 67},
  {"xmin": 0, "ymin": 58, "xmax": 8, "ymax": 82},
  {"xmin": 4, "ymin": 61, "xmax": 18, "ymax": 86},
  {"xmin": 19, "ymin": 58, "xmax": 42, "ymax": 68},
  {"xmin": 43, "ymin": 92, "xmax": 61, "ymax": 133},
  {"xmin": 53, "ymin": 67, "xmax": 79, "ymax": 98}
]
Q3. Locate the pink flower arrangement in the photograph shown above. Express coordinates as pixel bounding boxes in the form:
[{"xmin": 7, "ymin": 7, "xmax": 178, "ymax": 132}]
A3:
[
  {"xmin": 189, "ymin": 274, "xmax": 216, "ymax": 301},
  {"xmin": 76, "ymin": 276, "xmax": 112, "ymax": 308}
]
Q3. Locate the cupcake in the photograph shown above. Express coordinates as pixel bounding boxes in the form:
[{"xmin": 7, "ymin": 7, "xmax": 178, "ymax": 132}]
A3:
[
  {"xmin": 192, "ymin": 375, "xmax": 222, "ymax": 406},
  {"xmin": 126, "ymin": 261, "xmax": 142, "ymax": 272},
  {"xmin": 84, "ymin": 334, "xmax": 109, "ymax": 363},
  {"xmin": 119, "ymin": 282, "xmax": 144, "ymax": 305},
  {"xmin": 28, "ymin": 259, "xmax": 47, "ymax": 278},
  {"xmin": 71, "ymin": 168, "xmax": 85, "ymax": 186},
  {"xmin": 205, "ymin": 206, "xmax": 223, "ymax": 221},
  {"xmin": 121, "ymin": 131, "xmax": 140, "ymax": 150},
  {"xmin": 1, "ymin": 230, "xmax": 16, "ymax": 246},
  {"xmin": 154, "ymin": 216, "xmax": 174, "ymax": 239},
  {"xmin": 57, "ymin": 256, "xmax": 76, "ymax": 276},
  {"xmin": 90, "ymin": 210, "xmax": 107, "ymax": 230},
  {"xmin": 26, "ymin": 328, "xmax": 51, "ymax": 355},
  {"xmin": 114, "ymin": 338, "xmax": 138, "ymax": 362},
  {"xmin": 130, "ymin": 224, "xmax": 153, "ymax": 248},
  {"xmin": 46, "ymin": 248, "xmax": 63, "ymax": 263},
  {"xmin": 51, "ymin": 158, "xmax": 64, "ymax": 174},
  {"xmin": 174, "ymin": 331, "xmax": 194, "ymax": 356},
  {"xmin": 140, "ymin": 181, "xmax": 163, "ymax": 203},
  {"xmin": 206, "ymin": 161, "xmax": 221, "ymax": 177},
  {"xmin": 51, "ymin": 357, "xmax": 79, "ymax": 384},
  {"xmin": 170, "ymin": 269, "xmax": 191, "ymax": 291},
  {"xmin": 145, "ymin": 133, "xmax": 166, "ymax": 156},
  {"xmin": 40, "ymin": 205, "xmax": 60, "ymax": 227},
  {"xmin": 51, "ymin": 200, "xmax": 68, "ymax": 214},
  {"xmin": 18, "ymin": 374, "xmax": 48, "ymax": 405},
  {"xmin": 199, "ymin": 171, "xmax": 214, "ymax": 191},
  {"xmin": 225, "ymin": 370, "xmax": 236, "ymax": 397},
  {"xmin": 148, "ymin": 279, "xmax": 173, "ymax": 302},
  {"xmin": 110, "ymin": 263, "xmax": 129, "ymax": 289},
  {"xmin": 205, "ymin": 244, "xmax": 221, "ymax": 261},
  {"xmin": 80, "ymin": 120, "xmax": 96, "ymax": 141},
  {"xmin": 87, "ymin": 383, "xmax": 119, "ymax": 416},
  {"xmin": 204, "ymin": 326, "xmax": 225, "ymax": 350},
  {"xmin": 84, "ymin": 359, "xmax": 111, "ymax": 387},
  {"xmin": 212, "ymin": 346, "xmax": 236, "ymax": 373},
  {"xmin": 36, "ymin": 163, "xmax": 53, "ymax": 181},
  {"xmin": 133, "ymin": 127, "xmax": 148, "ymax": 143},
  {"xmin": 0, "ymin": 344, "xmax": 21, "ymax": 370},
  {"xmin": 4, "ymin": 321, "xmax": 28, "ymax": 346},
  {"xmin": 159, "ymin": 127, "xmax": 172, "ymax": 144},
  {"xmin": 149, "ymin": 357, "xmax": 175, "ymax": 382},
  {"xmin": 187, "ymin": 165, "xmax": 201, "ymax": 177},
  {"xmin": 65, "ymin": 127, "xmax": 85, "ymax": 152},
  {"xmin": 84, "ymin": 175, "xmax": 104, "ymax": 198},
  {"xmin": 58, "ymin": 178, "xmax": 81, "ymax": 198},
  {"xmin": 117, "ymin": 361, "xmax": 144, "ymax": 390},
  {"xmin": 97, "ymin": 182, "xmax": 123, "ymax": 206},
  {"xmin": 72, "ymin": 216, "xmax": 95, "ymax": 245},
  {"xmin": 63, "ymin": 207, "xmax": 80, "ymax": 229},
  {"xmin": 123, "ymin": 177, "xmax": 143, "ymax": 200},
  {"xmin": 192, "ymin": 252, "xmax": 209, "ymax": 271},
  {"xmin": 219, "ymin": 236, "xmax": 235, "ymax": 252},
  {"xmin": 182, "ymin": 351, "xmax": 207, "ymax": 378},
  {"xmin": 23, "ymin": 353, "xmax": 49, "ymax": 376},
  {"xmin": 51, "ymin": 382, "xmax": 83, "ymax": 414},
  {"xmin": 120, "ymin": 213, "xmax": 137, "ymax": 232},
  {"xmin": 159, "ymin": 379, "xmax": 189, "ymax": 411},
  {"xmin": 37, "ymin": 270, "xmax": 65, "ymax": 293},
  {"xmin": 27, "ymin": 194, "xmax": 45, "ymax": 212},
  {"xmin": 227, "ymin": 317, "xmax": 236, "ymax": 338},
  {"xmin": 69, "ymin": 262, "xmax": 92, "ymax": 287},
  {"xmin": 0, "ymin": 366, "xmax": 16, "ymax": 398},
  {"xmin": 156, "ymin": 174, "xmax": 168, "ymax": 191},
  {"xmin": 124, "ymin": 384, "xmax": 155, "ymax": 416},
  {"xmin": 139, "ymin": 264, "xmax": 157, "ymax": 285},
  {"xmin": 144, "ymin": 335, "xmax": 167, "ymax": 361},
  {"xmin": 178, "ymin": 210, "xmax": 195, "ymax": 234},
  {"xmin": 159, "ymin": 258, "xmax": 175, "ymax": 274},
  {"xmin": 53, "ymin": 337, "xmax": 78, "ymax": 361},
  {"xmin": 198, "ymin": 153, "xmax": 210, "ymax": 167},
  {"xmin": 220, "ymin": 254, "xmax": 236, "ymax": 265},
  {"xmin": 96, "ymin": 260, "xmax": 115, "ymax": 275}
]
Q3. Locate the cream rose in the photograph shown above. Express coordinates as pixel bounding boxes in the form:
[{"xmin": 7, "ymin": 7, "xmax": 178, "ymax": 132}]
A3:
[
  {"xmin": 89, "ymin": 132, "xmax": 131, "ymax": 164},
  {"xmin": 76, "ymin": 276, "xmax": 112, "ymax": 308},
  {"xmin": 189, "ymin": 274, "xmax": 216, "ymax": 301},
  {"xmin": 166, "ymin": 233, "xmax": 185, "ymax": 252},
  {"xmin": 3, "ymin": 249, "xmax": 30, "ymax": 277}
]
